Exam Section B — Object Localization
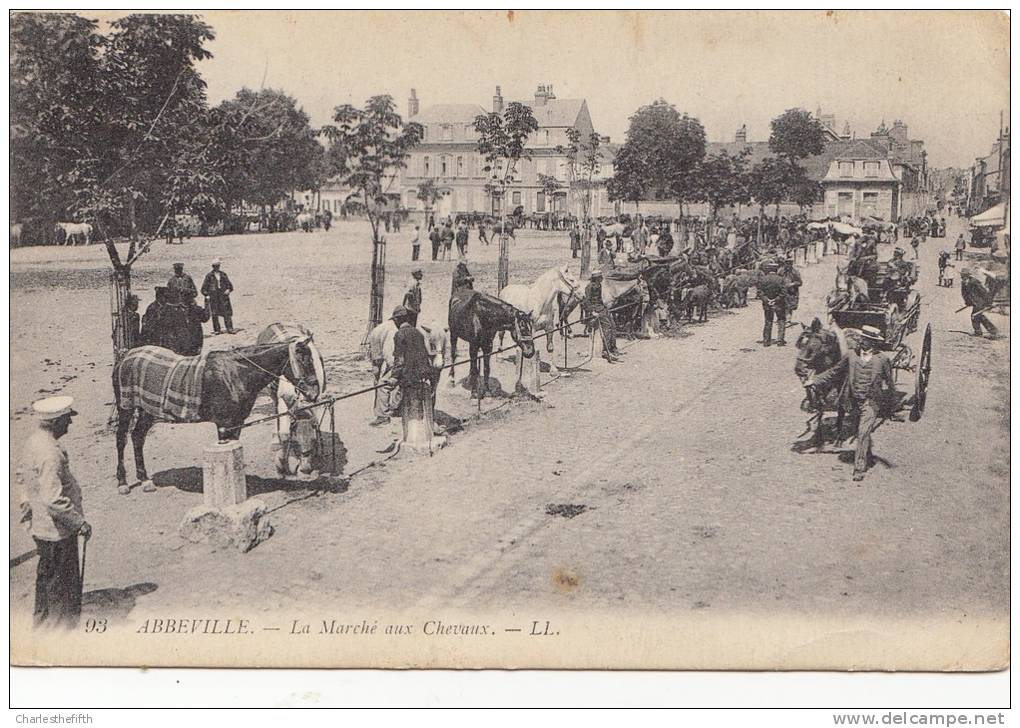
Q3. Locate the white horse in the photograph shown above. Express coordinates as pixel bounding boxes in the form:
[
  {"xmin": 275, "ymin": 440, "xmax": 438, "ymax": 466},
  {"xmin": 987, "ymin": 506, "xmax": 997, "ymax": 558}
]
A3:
[
  {"xmin": 55, "ymin": 221, "xmax": 92, "ymax": 245},
  {"xmin": 499, "ymin": 264, "xmax": 583, "ymax": 377}
]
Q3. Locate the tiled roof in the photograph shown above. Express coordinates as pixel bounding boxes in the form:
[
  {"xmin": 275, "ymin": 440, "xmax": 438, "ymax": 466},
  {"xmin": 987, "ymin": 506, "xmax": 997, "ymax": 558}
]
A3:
[
  {"xmin": 412, "ymin": 104, "xmax": 488, "ymax": 124},
  {"xmin": 833, "ymin": 139, "xmax": 888, "ymax": 160},
  {"xmin": 511, "ymin": 98, "xmax": 585, "ymax": 128}
]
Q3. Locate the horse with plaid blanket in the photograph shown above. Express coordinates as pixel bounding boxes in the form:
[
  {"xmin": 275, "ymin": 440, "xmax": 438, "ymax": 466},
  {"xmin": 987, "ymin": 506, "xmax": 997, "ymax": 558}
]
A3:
[{"xmin": 112, "ymin": 339, "xmax": 319, "ymax": 495}]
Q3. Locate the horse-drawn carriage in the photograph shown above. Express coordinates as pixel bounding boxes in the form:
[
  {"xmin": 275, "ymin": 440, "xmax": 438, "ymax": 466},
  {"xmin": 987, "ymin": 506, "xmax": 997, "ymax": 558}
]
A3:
[{"xmin": 813, "ymin": 257, "xmax": 932, "ymax": 423}]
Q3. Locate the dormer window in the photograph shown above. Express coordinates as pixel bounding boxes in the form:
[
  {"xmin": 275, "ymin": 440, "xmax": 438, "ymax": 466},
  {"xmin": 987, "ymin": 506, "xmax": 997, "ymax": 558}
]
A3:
[
  {"xmin": 441, "ymin": 125, "xmax": 453, "ymax": 141},
  {"xmin": 864, "ymin": 162, "xmax": 880, "ymax": 178},
  {"xmin": 839, "ymin": 162, "xmax": 854, "ymax": 178}
]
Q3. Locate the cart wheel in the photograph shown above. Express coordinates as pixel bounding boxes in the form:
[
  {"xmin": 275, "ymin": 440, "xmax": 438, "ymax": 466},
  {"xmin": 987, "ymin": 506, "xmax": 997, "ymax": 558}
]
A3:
[{"xmin": 909, "ymin": 323, "xmax": 932, "ymax": 422}]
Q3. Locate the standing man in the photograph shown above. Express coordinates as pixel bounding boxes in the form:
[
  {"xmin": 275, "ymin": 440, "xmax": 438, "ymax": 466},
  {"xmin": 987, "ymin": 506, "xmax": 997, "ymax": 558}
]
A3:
[
  {"xmin": 166, "ymin": 262, "xmax": 198, "ymax": 302},
  {"xmin": 779, "ymin": 255, "xmax": 803, "ymax": 322},
  {"xmin": 804, "ymin": 326, "xmax": 895, "ymax": 482},
  {"xmin": 392, "ymin": 306, "xmax": 438, "ymax": 450},
  {"xmin": 429, "ymin": 224, "xmax": 441, "ymax": 261},
  {"xmin": 959, "ymin": 269, "xmax": 999, "ymax": 338},
  {"xmin": 569, "ymin": 224, "xmax": 581, "ymax": 259},
  {"xmin": 756, "ymin": 260, "xmax": 788, "ymax": 347},
  {"xmin": 656, "ymin": 226, "xmax": 675, "ymax": 257},
  {"xmin": 403, "ymin": 268, "xmax": 424, "ymax": 327},
  {"xmin": 410, "ymin": 225, "xmax": 422, "ymax": 262},
  {"xmin": 367, "ymin": 307, "xmax": 402, "ymax": 427},
  {"xmin": 910, "ymin": 232, "xmax": 923, "ymax": 259},
  {"xmin": 585, "ymin": 270, "xmax": 622, "ymax": 363},
  {"xmin": 937, "ymin": 250, "xmax": 952, "ymax": 286},
  {"xmin": 200, "ymin": 258, "xmax": 235, "ymax": 335},
  {"xmin": 955, "ymin": 233, "xmax": 967, "ymax": 261},
  {"xmin": 455, "ymin": 220, "xmax": 469, "ymax": 260},
  {"xmin": 18, "ymin": 396, "xmax": 91, "ymax": 629},
  {"xmin": 440, "ymin": 220, "xmax": 455, "ymax": 261}
]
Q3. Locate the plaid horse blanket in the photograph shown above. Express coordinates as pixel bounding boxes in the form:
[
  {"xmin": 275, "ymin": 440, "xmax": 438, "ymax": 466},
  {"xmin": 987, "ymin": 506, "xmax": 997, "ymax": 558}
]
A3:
[
  {"xmin": 256, "ymin": 322, "xmax": 312, "ymax": 346},
  {"xmin": 117, "ymin": 346, "xmax": 207, "ymax": 422}
]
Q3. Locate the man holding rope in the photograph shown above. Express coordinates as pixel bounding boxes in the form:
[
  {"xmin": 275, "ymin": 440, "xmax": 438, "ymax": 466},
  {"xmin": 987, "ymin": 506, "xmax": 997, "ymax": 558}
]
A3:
[
  {"xmin": 584, "ymin": 270, "xmax": 622, "ymax": 363},
  {"xmin": 18, "ymin": 396, "xmax": 91, "ymax": 630}
]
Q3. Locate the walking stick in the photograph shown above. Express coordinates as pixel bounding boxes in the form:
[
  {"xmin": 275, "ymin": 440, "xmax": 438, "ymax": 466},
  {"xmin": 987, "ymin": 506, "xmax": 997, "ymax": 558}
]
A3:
[{"xmin": 79, "ymin": 533, "xmax": 88, "ymax": 590}]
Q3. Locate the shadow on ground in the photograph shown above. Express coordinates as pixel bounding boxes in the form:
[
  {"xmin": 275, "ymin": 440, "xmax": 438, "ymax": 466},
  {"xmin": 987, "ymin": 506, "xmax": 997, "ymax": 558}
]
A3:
[{"xmin": 83, "ymin": 582, "xmax": 158, "ymax": 622}]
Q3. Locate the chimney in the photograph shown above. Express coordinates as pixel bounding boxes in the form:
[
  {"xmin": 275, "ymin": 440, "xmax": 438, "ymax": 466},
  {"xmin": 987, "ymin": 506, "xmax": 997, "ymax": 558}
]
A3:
[
  {"xmin": 534, "ymin": 84, "xmax": 553, "ymax": 106},
  {"xmin": 735, "ymin": 124, "xmax": 747, "ymax": 144},
  {"xmin": 408, "ymin": 88, "xmax": 419, "ymax": 118},
  {"xmin": 493, "ymin": 85, "xmax": 504, "ymax": 115}
]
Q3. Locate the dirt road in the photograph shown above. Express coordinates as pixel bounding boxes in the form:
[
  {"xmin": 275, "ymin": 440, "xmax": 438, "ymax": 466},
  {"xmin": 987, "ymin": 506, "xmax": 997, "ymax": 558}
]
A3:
[{"xmin": 10, "ymin": 217, "xmax": 1008, "ymax": 627}]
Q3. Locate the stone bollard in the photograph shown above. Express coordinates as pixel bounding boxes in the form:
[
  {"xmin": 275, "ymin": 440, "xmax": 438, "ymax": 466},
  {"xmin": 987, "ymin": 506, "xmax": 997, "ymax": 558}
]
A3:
[
  {"xmin": 202, "ymin": 441, "xmax": 247, "ymax": 507},
  {"xmin": 179, "ymin": 440, "xmax": 273, "ymax": 552}
]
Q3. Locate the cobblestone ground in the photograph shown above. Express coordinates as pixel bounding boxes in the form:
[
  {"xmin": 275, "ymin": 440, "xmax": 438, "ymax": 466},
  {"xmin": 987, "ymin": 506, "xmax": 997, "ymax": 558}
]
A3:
[{"xmin": 10, "ymin": 215, "xmax": 1008, "ymax": 626}]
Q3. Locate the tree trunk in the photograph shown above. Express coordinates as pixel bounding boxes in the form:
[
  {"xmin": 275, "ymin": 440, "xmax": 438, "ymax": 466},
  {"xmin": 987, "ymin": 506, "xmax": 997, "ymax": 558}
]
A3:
[
  {"xmin": 497, "ymin": 189, "xmax": 510, "ymax": 292},
  {"xmin": 580, "ymin": 225, "xmax": 592, "ymax": 279},
  {"xmin": 110, "ymin": 267, "xmax": 133, "ymax": 365},
  {"xmin": 366, "ymin": 215, "xmax": 386, "ymax": 340},
  {"xmin": 757, "ymin": 204, "xmax": 765, "ymax": 247}
]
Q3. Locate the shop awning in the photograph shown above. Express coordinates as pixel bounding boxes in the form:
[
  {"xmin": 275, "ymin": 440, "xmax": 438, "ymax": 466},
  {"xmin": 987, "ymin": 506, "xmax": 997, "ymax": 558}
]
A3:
[{"xmin": 970, "ymin": 202, "xmax": 1006, "ymax": 228}]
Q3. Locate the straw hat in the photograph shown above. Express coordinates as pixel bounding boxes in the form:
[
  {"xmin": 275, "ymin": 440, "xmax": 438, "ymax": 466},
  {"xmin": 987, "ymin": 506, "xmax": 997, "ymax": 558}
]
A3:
[{"xmin": 33, "ymin": 396, "xmax": 77, "ymax": 420}]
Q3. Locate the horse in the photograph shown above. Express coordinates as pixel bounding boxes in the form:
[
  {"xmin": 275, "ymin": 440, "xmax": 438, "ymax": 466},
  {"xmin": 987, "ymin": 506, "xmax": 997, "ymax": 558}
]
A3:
[
  {"xmin": 499, "ymin": 264, "xmax": 583, "ymax": 375},
  {"xmin": 829, "ymin": 263, "xmax": 870, "ymax": 310},
  {"xmin": 256, "ymin": 324, "xmax": 328, "ymax": 476},
  {"xmin": 112, "ymin": 338, "xmax": 319, "ymax": 494},
  {"xmin": 55, "ymin": 222, "xmax": 92, "ymax": 245},
  {"xmin": 793, "ymin": 317, "xmax": 849, "ymax": 446},
  {"xmin": 448, "ymin": 290, "xmax": 535, "ymax": 399}
]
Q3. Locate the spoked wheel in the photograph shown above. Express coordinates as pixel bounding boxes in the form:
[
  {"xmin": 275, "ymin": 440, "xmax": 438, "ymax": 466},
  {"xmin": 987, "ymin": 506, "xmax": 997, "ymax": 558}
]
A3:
[{"xmin": 909, "ymin": 323, "xmax": 932, "ymax": 422}]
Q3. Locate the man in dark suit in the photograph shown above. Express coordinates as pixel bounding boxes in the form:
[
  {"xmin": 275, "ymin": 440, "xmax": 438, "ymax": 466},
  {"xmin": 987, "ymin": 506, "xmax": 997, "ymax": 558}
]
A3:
[
  {"xmin": 200, "ymin": 258, "xmax": 235, "ymax": 334},
  {"xmin": 166, "ymin": 262, "xmax": 198, "ymax": 302},
  {"xmin": 805, "ymin": 325, "xmax": 896, "ymax": 481}
]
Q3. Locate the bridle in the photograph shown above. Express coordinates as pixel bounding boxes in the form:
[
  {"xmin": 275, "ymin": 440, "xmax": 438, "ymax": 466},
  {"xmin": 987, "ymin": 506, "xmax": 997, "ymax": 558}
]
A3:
[{"xmin": 237, "ymin": 338, "xmax": 320, "ymax": 401}]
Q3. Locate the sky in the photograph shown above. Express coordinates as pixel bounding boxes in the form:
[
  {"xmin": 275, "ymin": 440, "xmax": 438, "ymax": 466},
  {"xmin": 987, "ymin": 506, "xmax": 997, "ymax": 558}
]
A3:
[{"xmin": 94, "ymin": 10, "xmax": 1010, "ymax": 169}]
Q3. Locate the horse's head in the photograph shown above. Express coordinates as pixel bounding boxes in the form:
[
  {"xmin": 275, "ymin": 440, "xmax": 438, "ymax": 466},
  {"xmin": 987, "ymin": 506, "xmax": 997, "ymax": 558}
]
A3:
[
  {"xmin": 285, "ymin": 337, "xmax": 323, "ymax": 401},
  {"xmin": 794, "ymin": 318, "xmax": 840, "ymax": 381},
  {"xmin": 512, "ymin": 310, "xmax": 536, "ymax": 359},
  {"xmin": 419, "ymin": 322, "xmax": 448, "ymax": 369}
]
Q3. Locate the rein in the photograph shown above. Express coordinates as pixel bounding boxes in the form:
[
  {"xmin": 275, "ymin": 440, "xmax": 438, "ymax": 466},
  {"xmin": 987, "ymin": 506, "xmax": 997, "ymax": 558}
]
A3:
[{"xmin": 235, "ymin": 340, "xmax": 317, "ymax": 401}]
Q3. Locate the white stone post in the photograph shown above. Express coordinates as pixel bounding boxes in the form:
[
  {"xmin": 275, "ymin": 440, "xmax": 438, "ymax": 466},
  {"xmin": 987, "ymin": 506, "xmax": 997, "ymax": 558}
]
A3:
[{"xmin": 202, "ymin": 441, "xmax": 247, "ymax": 507}]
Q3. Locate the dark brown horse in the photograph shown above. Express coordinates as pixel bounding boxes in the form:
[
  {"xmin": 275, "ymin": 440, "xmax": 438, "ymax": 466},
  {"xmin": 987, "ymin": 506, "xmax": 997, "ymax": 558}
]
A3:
[
  {"xmin": 448, "ymin": 290, "xmax": 535, "ymax": 399},
  {"xmin": 112, "ymin": 339, "xmax": 319, "ymax": 494}
]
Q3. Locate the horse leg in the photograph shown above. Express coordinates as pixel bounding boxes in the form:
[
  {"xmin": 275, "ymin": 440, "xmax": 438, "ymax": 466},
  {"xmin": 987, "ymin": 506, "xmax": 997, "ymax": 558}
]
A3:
[
  {"xmin": 115, "ymin": 408, "xmax": 133, "ymax": 494},
  {"xmin": 131, "ymin": 411, "xmax": 157, "ymax": 492},
  {"xmin": 448, "ymin": 334, "xmax": 458, "ymax": 387},
  {"xmin": 469, "ymin": 342, "xmax": 480, "ymax": 398}
]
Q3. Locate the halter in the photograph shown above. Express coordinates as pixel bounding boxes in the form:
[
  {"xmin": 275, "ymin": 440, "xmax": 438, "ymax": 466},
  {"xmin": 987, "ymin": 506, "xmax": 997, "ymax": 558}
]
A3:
[{"xmin": 237, "ymin": 338, "xmax": 319, "ymax": 401}]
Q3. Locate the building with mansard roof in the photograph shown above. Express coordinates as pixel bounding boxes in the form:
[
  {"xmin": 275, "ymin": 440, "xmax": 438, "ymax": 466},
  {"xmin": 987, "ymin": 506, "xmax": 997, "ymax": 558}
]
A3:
[{"xmin": 398, "ymin": 84, "xmax": 597, "ymax": 219}]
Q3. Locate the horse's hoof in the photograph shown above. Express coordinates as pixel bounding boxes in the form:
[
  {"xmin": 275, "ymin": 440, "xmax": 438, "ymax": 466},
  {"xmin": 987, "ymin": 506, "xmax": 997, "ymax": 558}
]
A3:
[
  {"xmin": 141, "ymin": 480, "xmax": 156, "ymax": 493},
  {"xmin": 117, "ymin": 484, "xmax": 130, "ymax": 496}
]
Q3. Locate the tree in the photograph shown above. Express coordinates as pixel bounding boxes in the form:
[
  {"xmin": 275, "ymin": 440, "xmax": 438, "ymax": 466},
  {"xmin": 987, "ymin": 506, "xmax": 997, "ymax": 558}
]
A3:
[
  {"xmin": 561, "ymin": 128, "xmax": 602, "ymax": 276},
  {"xmin": 749, "ymin": 157, "xmax": 792, "ymax": 245},
  {"xmin": 416, "ymin": 179, "xmax": 441, "ymax": 223},
  {"xmin": 663, "ymin": 113, "xmax": 707, "ymax": 241},
  {"xmin": 769, "ymin": 108, "xmax": 826, "ymax": 163},
  {"xmin": 321, "ymin": 95, "xmax": 423, "ymax": 334},
  {"xmin": 10, "ymin": 13, "xmax": 105, "ymax": 244},
  {"xmin": 537, "ymin": 173, "xmax": 564, "ymax": 214},
  {"xmin": 606, "ymin": 143, "xmax": 648, "ymax": 212},
  {"xmin": 696, "ymin": 150, "xmax": 751, "ymax": 239},
  {"xmin": 612, "ymin": 100, "xmax": 706, "ymax": 239},
  {"xmin": 212, "ymin": 88, "xmax": 324, "ymax": 214},
  {"xmin": 474, "ymin": 101, "xmax": 539, "ymax": 291}
]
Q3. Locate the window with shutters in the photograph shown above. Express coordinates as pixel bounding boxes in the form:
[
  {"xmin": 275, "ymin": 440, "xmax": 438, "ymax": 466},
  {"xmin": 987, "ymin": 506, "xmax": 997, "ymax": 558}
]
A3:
[
  {"xmin": 424, "ymin": 156, "xmax": 431, "ymax": 177},
  {"xmin": 457, "ymin": 156, "xmax": 464, "ymax": 177}
]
